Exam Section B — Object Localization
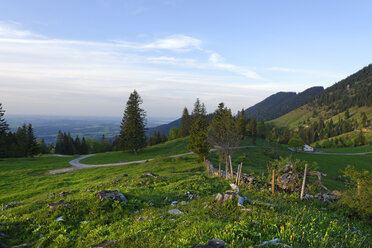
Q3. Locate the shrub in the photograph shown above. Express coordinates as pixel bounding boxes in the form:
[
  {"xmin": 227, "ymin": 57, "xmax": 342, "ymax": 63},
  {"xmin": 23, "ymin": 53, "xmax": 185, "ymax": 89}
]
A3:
[{"xmin": 341, "ymin": 165, "xmax": 372, "ymax": 219}]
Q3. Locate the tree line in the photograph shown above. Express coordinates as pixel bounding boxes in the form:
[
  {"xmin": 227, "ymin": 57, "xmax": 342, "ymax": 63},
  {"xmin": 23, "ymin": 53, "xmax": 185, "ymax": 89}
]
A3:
[{"xmin": 0, "ymin": 103, "xmax": 39, "ymax": 158}]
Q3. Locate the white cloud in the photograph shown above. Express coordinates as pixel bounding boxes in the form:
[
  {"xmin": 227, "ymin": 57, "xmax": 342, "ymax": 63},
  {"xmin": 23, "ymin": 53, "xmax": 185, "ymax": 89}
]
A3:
[
  {"xmin": 0, "ymin": 21, "xmax": 41, "ymax": 38},
  {"xmin": 208, "ymin": 53, "xmax": 262, "ymax": 80},
  {"xmin": 0, "ymin": 23, "xmax": 270, "ymax": 117}
]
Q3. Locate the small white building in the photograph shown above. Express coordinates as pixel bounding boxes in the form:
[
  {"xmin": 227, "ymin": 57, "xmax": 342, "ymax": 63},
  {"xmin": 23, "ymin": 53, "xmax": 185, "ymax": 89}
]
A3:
[{"xmin": 303, "ymin": 144, "xmax": 314, "ymax": 152}]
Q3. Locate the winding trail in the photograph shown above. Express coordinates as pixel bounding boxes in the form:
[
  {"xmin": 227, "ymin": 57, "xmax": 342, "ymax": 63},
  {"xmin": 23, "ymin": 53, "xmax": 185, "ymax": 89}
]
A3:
[
  {"xmin": 48, "ymin": 146, "xmax": 256, "ymax": 175},
  {"xmin": 49, "ymin": 145, "xmax": 371, "ymax": 175}
]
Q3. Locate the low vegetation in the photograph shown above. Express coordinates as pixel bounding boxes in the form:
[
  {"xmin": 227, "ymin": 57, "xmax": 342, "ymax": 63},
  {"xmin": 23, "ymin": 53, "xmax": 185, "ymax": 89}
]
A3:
[{"xmin": 1, "ymin": 138, "xmax": 371, "ymax": 247}]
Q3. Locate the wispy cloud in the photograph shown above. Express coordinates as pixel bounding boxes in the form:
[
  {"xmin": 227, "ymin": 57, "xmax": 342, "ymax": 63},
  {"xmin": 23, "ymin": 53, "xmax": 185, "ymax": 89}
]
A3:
[
  {"xmin": 0, "ymin": 22, "xmax": 268, "ymax": 117},
  {"xmin": 208, "ymin": 53, "xmax": 262, "ymax": 80},
  {"xmin": 0, "ymin": 21, "xmax": 42, "ymax": 38}
]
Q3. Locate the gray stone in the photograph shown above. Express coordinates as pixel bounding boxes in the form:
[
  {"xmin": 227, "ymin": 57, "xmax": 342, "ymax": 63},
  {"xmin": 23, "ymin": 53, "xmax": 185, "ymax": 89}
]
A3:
[
  {"xmin": 171, "ymin": 201, "xmax": 178, "ymax": 206},
  {"xmin": 195, "ymin": 239, "xmax": 228, "ymax": 248},
  {"xmin": 96, "ymin": 190, "xmax": 128, "ymax": 202},
  {"xmin": 185, "ymin": 191, "xmax": 195, "ymax": 199},
  {"xmin": 90, "ymin": 240, "xmax": 116, "ymax": 248},
  {"xmin": 168, "ymin": 209, "xmax": 183, "ymax": 215},
  {"xmin": 140, "ymin": 172, "xmax": 157, "ymax": 178},
  {"xmin": 48, "ymin": 200, "xmax": 70, "ymax": 210}
]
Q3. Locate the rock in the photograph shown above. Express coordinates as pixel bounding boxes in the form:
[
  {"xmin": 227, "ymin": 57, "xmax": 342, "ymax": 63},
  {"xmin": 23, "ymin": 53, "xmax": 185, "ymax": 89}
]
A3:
[
  {"xmin": 48, "ymin": 200, "xmax": 70, "ymax": 210},
  {"xmin": 96, "ymin": 190, "xmax": 128, "ymax": 202},
  {"xmin": 58, "ymin": 191, "xmax": 71, "ymax": 197},
  {"xmin": 237, "ymin": 196, "xmax": 252, "ymax": 207},
  {"xmin": 257, "ymin": 238, "xmax": 292, "ymax": 247},
  {"xmin": 180, "ymin": 201, "xmax": 187, "ymax": 205},
  {"xmin": 315, "ymin": 192, "xmax": 339, "ymax": 203},
  {"xmin": 185, "ymin": 191, "xmax": 195, "ymax": 200},
  {"xmin": 215, "ymin": 191, "xmax": 236, "ymax": 204},
  {"xmin": 168, "ymin": 209, "xmax": 183, "ymax": 215},
  {"xmin": 115, "ymin": 174, "xmax": 128, "ymax": 179},
  {"xmin": 137, "ymin": 216, "xmax": 146, "ymax": 222},
  {"xmin": 90, "ymin": 240, "xmax": 116, "ymax": 248},
  {"xmin": 195, "ymin": 239, "xmax": 228, "ymax": 248},
  {"xmin": 55, "ymin": 216, "xmax": 63, "ymax": 222},
  {"xmin": 140, "ymin": 172, "xmax": 157, "ymax": 178},
  {"xmin": 1, "ymin": 202, "xmax": 16, "ymax": 211},
  {"xmin": 240, "ymin": 208, "xmax": 252, "ymax": 212},
  {"xmin": 230, "ymin": 183, "xmax": 239, "ymax": 193},
  {"xmin": 171, "ymin": 201, "xmax": 178, "ymax": 206},
  {"xmin": 303, "ymin": 194, "xmax": 314, "ymax": 199}
]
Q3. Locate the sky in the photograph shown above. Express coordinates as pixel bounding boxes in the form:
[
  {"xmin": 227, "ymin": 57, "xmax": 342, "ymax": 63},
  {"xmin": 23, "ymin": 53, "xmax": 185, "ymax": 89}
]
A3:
[{"xmin": 0, "ymin": 0, "xmax": 371, "ymax": 119}]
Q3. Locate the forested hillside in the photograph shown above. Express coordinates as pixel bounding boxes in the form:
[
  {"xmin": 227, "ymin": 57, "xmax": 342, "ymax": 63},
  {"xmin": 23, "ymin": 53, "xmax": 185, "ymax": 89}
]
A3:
[
  {"xmin": 244, "ymin": 86, "xmax": 324, "ymax": 121},
  {"xmin": 272, "ymin": 64, "xmax": 372, "ymax": 147}
]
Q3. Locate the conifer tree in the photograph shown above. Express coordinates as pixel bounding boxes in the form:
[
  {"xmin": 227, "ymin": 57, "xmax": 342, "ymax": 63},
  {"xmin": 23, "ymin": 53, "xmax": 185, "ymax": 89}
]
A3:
[
  {"xmin": 120, "ymin": 90, "xmax": 147, "ymax": 154},
  {"xmin": 208, "ymin": 102, "xmax": 240, "ymax": 173},
  {"xmin": 179, "ymin": 107, "xmax": 191, "ymax": 137},
  {"xmin": 188, "ymin": 98, "xmax": 210, "ymax": 162},
  {"xmin": 26, "ymin": 124, "xmax": 39, "ymax": 157},
  {"xmin": 236, "ymin": 108, "xmax": 247, "ymax": 138},
  {"xmin": 0, "ymin": 103, "xmax": 9, "ymax": 157}
]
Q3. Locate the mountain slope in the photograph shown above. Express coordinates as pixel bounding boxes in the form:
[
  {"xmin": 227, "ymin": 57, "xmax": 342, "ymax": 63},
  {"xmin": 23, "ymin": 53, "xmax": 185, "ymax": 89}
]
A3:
[
  {"xmin": 244, "ymin": 86, "xmax": 324, "ymax": 121},
  {"xmin": 146, "ymin": 118, "xmax": 181, "ymax": 136},
  {"xmin": 272, "ymin": 64, "xmax": 372, "ymax": 144}
]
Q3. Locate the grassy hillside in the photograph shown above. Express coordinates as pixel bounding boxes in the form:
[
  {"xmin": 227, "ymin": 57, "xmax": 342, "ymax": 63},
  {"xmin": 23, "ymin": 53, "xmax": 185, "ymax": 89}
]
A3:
[
  {"xmin": 1, "ymin": 138, "xmax": 371, "ymax": 247},
  {"xmin": 81, "ymin": 137, "xmax": 189, "ymax": 164},
  {"xmin": 271, "ymin": 65, "xmax": 372, "ymax": 145}
]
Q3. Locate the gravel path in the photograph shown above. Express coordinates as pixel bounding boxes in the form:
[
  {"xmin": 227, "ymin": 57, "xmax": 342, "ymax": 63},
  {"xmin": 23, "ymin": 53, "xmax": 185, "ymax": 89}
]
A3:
[{"xmin": 48, "ymin": 146, "xmax": 257, "ymax": 175}]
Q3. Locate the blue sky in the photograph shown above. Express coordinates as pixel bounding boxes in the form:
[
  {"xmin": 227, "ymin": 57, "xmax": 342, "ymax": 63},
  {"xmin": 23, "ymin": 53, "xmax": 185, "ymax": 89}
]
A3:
[{"xmin": 0, "ymin": 0, "xmax": 371, "ymax": 118}]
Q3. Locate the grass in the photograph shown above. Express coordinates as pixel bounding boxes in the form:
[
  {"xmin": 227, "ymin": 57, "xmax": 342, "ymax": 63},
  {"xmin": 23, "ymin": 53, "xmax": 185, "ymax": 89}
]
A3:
[
  {"xmin": 0, "ymin": 138, "xmax": 371, "ymax": 247},
  {"xmin": 81, "ymin": 137, "xmax": 189, "ymax": 164},
  {"xmin": 317, "ymin": 144, "xmax": 372, "ymax": 153}
]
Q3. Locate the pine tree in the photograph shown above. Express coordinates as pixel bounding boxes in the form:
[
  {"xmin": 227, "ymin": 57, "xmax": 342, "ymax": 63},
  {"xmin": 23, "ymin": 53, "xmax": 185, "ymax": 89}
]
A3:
[
  {"xmin": 0, "ymin": 103, "xmax": 9, "ymax": 157},
  {"xmin": 208, "ymin": 102, "xmax": 240, "ymax": 174},
  {"xmin": 188, "ymin": 99, "xmax": 210, "ymax": 162},
  {"xmin": 81, "ymin": 137, "xmax": 89, "ymax": 154},
  {"xmin": 120, "ymin": 90, "xmax": 147, "ymax": 154},
  {"xmin": 0, "ymin": 103, "xmax": 8, "ymax": 134},
  {"xmin": 179, "ymin": 107, "xmax": 191, "ymax": 137},
  {"xmin": 26, "ymin": 124, "xmax": 39, "ymax": 157},
  {"xmin": 236, "ymin": 108, "xmax": 247, "ymax": 139}
]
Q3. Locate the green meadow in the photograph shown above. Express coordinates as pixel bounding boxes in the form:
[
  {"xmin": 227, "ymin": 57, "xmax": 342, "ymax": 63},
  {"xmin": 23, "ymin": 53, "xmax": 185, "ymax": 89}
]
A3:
[{"xmin": 0, "ymin": 138, "xmax": 371, "ymax": 247}]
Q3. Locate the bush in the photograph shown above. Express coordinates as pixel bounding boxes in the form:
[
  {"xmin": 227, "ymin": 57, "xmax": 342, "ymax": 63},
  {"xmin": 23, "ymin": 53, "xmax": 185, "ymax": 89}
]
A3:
[{"xmin": 341, "ymin": 165, "xmax": 372, "ymax": 219}]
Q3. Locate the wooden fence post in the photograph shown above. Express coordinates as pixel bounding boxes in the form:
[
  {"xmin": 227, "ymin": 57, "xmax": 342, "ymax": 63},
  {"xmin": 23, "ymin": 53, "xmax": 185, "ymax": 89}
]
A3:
[
  {"xmin": 300, "ymin": 164, "xmax": 308, "ymax": 201},
  {"xmin": 238, "ymin": 162, "xmax": 243, "ymax": 185},
  {"xmin": 357, "ymin": 180, "xmax": 361, "ymax": 196},
  {"xmin": 229, "ymin": 155, "xmax": 233, "ymax": 179},
  {"xmin": 272, "ymin": 169, "xmax": 275, "ymax": 196},
  {"xmin": 235, "ymin": 164, "xmax": 240, "ymax": 185}
]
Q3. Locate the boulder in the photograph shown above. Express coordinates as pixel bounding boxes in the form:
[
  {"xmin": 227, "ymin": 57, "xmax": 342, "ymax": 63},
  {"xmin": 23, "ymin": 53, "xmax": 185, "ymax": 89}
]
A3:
[
  {"xmin": 171, "ymin": 201, "xmax": 178, "ymax": 206},
  {"xmin": 215, "ymin": 191, "xmax": 236, "ymax": 204},
  {"xmin": 90, "ymin": 240, "xmax": 116, "ymax": 248},
  {"xmin": 48, "ymin": 200, "xmax": 70, "ymax": 210},
  {"xmin": 168, "ymin": 209, "xmax": 183, "ymax": 215},
  {"xmin": 140, "ymin": 172, "xmax": 157, "ymax": 178},
  {"xmin": 96, "ymin": 190, "xmax": 128, "ymax": 202},
  {"xmin": 195, "ymin": 239, "xmax": 228, "ymax": 248},
  {"xmin": 315, "ymin": 192, "xmax": 339, "ymax": 203},
  {"xmin": 185, "ymin": 191, "xmax": 196, "ymax": 200}
]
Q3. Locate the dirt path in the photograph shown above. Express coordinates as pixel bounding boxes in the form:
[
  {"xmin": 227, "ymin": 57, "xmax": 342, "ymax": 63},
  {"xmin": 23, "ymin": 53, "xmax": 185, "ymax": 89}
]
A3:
[{"xmin": 48, "ymin": 146, "xmax": 256, "ymax": 175}]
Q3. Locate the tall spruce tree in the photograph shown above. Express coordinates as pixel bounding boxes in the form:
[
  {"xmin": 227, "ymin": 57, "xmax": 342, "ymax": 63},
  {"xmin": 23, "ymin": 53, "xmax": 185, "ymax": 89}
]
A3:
[
  {"xmin": 236, "ymin": 108, "xmax": 247, "ymax": 138},
  {"xmin": 26, "ymin": 124, "xmax": 39, "ymax": 157},
  {"xmin": 208, "ymin": 103, "xmax": 241, "ymax": 175},
  {"xmin": 188, "ymin": 98, "xmax": 210, "ymax": 161},
  {"xmin": 0, "ymin": 103, "xmax": 9, "ymax": 157},
  {"xmin": 179, "ymin": 107, "xmax": 191, "ymax": 137},
  {"xmin": 120, "ymin": 90, "xmax": 147, "ymax": 154}
]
